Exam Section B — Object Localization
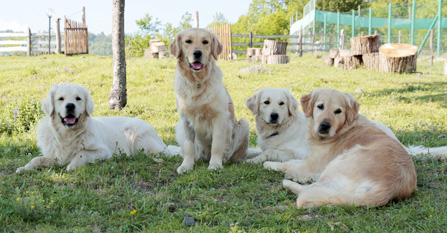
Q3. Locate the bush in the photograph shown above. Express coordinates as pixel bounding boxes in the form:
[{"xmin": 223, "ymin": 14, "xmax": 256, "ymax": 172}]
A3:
[{"xmin": 0, "ymin": 97, "xmax": 43, "ymax": 136}]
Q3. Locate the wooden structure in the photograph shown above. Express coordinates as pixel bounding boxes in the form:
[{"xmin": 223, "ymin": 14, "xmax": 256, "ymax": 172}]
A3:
[
  {"xmin": 343, "ymin": 55, "xmax": 361, "ymax": 70},
  {"xmin": 350, "ymin": 35, "xmax": 380, "ymax": 55},
  {"xmin": 0, "ymin": 29, "xmax": 64, "ymax": 56},
  {"xmin": 261, "ymin": 40, "xmax": 289, "ymax": 64},
  {"xmin": 246, "ymin": 48, "xmax": 262, "ymax": 62},
  {"xmin": 208, "ymin": 23, "xmax": 233, "ymax": 60},
  {"xmin": 379, "ymin": 43, "xmax": 418, "ymax": 73},
  {"xmin": 363, "ymin": 53, "xmax": 380, "ymax": 70},
  {"xmin": 145, "ymin": 39, "xmax": 167, "ymax": 59},
  {"xmin": 64, "ymin": 17, "xmax": 88, "ymax": 55}
]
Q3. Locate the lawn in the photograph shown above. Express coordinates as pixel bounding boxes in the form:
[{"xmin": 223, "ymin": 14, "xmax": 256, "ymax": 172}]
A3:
[{"xmin": 0, "ymin": 53, "xmax": 446, "ymax": 232}]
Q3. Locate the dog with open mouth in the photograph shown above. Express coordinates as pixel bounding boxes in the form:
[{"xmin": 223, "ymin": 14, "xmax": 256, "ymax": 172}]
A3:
[
  {"xmin": 16, "ymin": 85, "xmax": 178, "ymax": 173},
  {"xmin": 170, "ymin": 28, "xmax": 250, "ymax": 174}
]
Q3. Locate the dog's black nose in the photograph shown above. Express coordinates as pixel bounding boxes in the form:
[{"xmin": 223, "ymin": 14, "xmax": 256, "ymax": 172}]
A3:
[
  {"xmin": 66, "ymin": 103, "xmax": 75, "ymax": 111},
  {"xmin": 270, "ymin": 113, "xmax": 279, "ymax": 121},
  {"xmin": 193, "ymin": 50, "xmax": 202, "ymax": 59},
  {"xmin": 319, "ymin": 121, "xmax": 331, "ymax": 134}
]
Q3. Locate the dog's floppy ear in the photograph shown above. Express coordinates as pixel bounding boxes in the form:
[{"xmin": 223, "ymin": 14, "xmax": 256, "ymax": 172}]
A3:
[
  {"xmin": 41, "ymin": 85, "xmax": 58, "ymax": 116},
  {"xmin": 211, "ymin": 32, "xmax": 223, "ymax": 60},
  {"xmin": 300, "ymin": 91, "xmax": 314, "ymax": 118},
  {"xmin": 82, "ymin": 86, "xmax": 94, "ymax": 116},
  {"xmin": 283, "ymin": 89, "xmax": 298, "ymax": 116},
  {"xmin": 169, "ymin": 34, "xmax": 182, "ymax": 59},
  {"xmin": 245, "ymin": 90, "xmax": 262, "ymax": 115},
  {"xmin": 344, "ymin": 92, "xmax": 360, "ymax": 125}
]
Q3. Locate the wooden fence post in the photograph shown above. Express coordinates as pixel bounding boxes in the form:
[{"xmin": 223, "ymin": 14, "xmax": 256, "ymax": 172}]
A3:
[
  {"xmin": 56, "ymin": 18, "xmax": 61, "ymax": 54},
  {"xmin": 398, "ymin": 30, "xmax": 401, "ymax": 43},
  {"xmin": 229, "ymin": 23, "xmax": 233, "ymax": 60},
  {"xmin": 299, "ymin": 28, "xmax": 303, "ymax": 57},
  {"xmin": 27, "ymin": 27, "xmax": 31, "ymax": 56},
  {"xmin": 249, "ymin": 31, "xmax": 253, "ymax": 48},
  {"xmin": 339, "ymin": 29, "xmax": 344, "ymax": 50}
]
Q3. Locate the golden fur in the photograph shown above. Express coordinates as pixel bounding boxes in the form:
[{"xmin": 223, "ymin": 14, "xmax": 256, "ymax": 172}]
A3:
[
  {"xmin": 264, "ymin": 89, "xmax": 417, "ymax": 208},
  {"xmin": 170, "ymin": 28, "xmax": 249, "ymax": 174}
]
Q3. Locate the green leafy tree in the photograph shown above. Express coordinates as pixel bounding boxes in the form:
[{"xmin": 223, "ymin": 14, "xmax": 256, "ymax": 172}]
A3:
[{"xmin": 207, "ymin": 12, "xmax": 228, "ymax": 28}]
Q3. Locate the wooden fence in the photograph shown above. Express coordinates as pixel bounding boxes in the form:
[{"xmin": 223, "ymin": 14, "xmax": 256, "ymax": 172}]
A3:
[
  {"xmin": 64, "ymin": 17, "xmax": 88, "ymax": 55},
  {"xmin": 232, "ymin": 31, "xmax": 340, "ymax": 55},
  {"xmin": 0, "ymin": 28, "xmax": 64, "ymax": 56},
  {"xmin": 208, "ymin": 24, "xmax": 233, "ymax": 60}
]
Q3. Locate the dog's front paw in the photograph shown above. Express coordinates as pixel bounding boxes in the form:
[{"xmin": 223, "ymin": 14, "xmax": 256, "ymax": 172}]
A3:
[
  {"xmin": 282, "ymin": 179, "xmax": 296, "ymax": 189},
  {"xmin": 263, "ymin": 161, "xmax": 281, "ymax": 170},
  {"xmin": 16, "ymin": 166, "xmax": 28, "ymax": 173},
  {"xmin": 208, "ymin": 162, "xmax": 223, "ymax": 170},
  {"xmin": 66, "ymin": 163, "xmax": 78, "ymax": 172},
  {"xmin": 177, "ymin": 164, "xmax": 193, "ymax": 174}
]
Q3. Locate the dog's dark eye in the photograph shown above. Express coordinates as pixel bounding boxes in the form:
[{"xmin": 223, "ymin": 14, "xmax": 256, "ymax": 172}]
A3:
[
  {"xmin": 58, "ymin": 97, "xmax": 64, "ymax": 101},
  {"xmin": 317, "ymin": 104, "xmax": 324, "ymax": 110},
  {"xmin": 264, "ymin": 100, "xmax": 270, "ymax": 105},
  {"xmin": 185, "ymin": 39, "xmax": 192, "ymax": 44},
  {"xmin": 279, "ymin": 102, "xmax": 284, "ymax": 106},
  {"xmin": 202, "ymin": 40, "xmax": 209, "ymax": 45},
  {"xmin": 76, "ymin": 97, "xmax": 82, "ymax": 101},
  {"xmin": 334, "ymin": 109, "xmax": 342, "ymax": 114}
]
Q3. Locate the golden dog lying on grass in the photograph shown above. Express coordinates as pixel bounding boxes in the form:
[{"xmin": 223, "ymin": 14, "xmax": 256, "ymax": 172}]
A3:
[
  {"xmin": 16, "ymin": 85, "xmax": 177, "ymax": 173},
  {"xmin": 170, "ymin": 28, "xmax": 250, "ymax": 174},
  {"xmin": 264, "ymin": 89, "xmax": 417, "ymax": 208}
]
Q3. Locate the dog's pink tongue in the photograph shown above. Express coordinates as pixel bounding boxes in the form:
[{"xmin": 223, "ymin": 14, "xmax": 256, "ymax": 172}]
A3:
[
  {"xmin": 64, "ymin": 117, "xmax": 76, "ymax": 124},
  {"xmin": 192, "ymin": 62, "xmax": 203, "ymax": 69}
]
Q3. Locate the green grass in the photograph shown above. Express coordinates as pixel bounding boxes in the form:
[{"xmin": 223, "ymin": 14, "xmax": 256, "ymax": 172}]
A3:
[{"xmin": 1, "ymin": 54, "xmax": 447, "ymax": 232}]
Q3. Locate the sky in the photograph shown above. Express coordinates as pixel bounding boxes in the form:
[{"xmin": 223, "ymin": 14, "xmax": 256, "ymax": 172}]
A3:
[{"xmin": 0, "ymin": 0, "xmax": 252, "ymax": 35}]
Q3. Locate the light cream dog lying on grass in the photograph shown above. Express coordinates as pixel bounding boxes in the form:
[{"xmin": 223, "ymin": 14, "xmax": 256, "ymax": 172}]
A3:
[{"xmin": 16, "ymin": 85, "xmax": 178, "ymax": 173}]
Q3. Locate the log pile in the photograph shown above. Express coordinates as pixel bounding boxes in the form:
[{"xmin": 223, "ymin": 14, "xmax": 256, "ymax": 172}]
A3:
[
  {"xmin": 145, "ymin": 39, "xmax": 167, "ymax": 59},
  {"xmin": 261, "ymin": 40, "xmax": 289, "ymax": 64},
  {"xmin": 378, "ymin": 43, "xmax": 418, "ymax": 73},
  {"xmin": 246, "ymin": 48, "xmax": 263, "ymax": 62}
]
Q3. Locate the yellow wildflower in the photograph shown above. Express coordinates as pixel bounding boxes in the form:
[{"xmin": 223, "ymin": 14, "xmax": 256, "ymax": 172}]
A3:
[
  {"xmin": 36, "ymin": 196, "xmax": 39, "ymax": 198},
  {"xmin": 130, "ymin": 210, "xmax": 137, "ymax": 214},
  {"xmin": 51, "ymin": 200, "xmax": 54, "ymax": 203},
  {"xmin": 31, "ymin": 206, "xmax": 34, "ymax": 209},
  {"xmin": 16, "ymin": 198, "xmax": 20, "ymax": 201},
  {"xmin": 42, "ymin": 200, "xmax": 45, "ymax": 202},
  {"xmin": 26, "ymin": 191, "xmax": 29, "ymax": 193},
  {"xmin": 46, "ymin": 206, "xmax": 50, "ymax": 208}
]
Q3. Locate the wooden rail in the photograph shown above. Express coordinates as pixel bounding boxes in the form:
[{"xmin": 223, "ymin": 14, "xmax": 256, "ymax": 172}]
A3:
[{"xmin": 0, "ymin": 28, "xmax": 64, "ymax": 56}]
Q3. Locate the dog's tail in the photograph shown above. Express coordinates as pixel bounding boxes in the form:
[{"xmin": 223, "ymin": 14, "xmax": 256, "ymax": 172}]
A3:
[
  {"xmin": 163, "ymin": 145, "xmax": 183, "ymax": 157},
  {"xmin": 227, "ymin": 118, "xmax": 250, "ymax": 162},
  {"xmin": 406, "ymin": 145, "xmax": 447, "ymax": 156}
]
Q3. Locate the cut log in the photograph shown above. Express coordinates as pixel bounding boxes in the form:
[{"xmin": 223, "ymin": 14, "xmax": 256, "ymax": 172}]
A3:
[
  {"xmin": 324, "ymin": 57, "xmax": 334, "ymax": 67},
  {"xmin": 350, "ymin": 34, "xmax": 381, "ymax": 55},
  {"xmin": 262, "ymin": 55, "xmax": 289, "ymax": 64},
  {"xmin": 144, "ymin": 49, "xmax": 158, "ymax": 58},
  {"xmin": 246, "ymin": 48, "xmax": 262, "ymax": 62},
  {"xmin": 329, "ymin": 49, "xmax": 339, "ymax": 59},
  {"xmin": 379, "ymin": 43, "xmax": 418, "ymax": 73},
  {"xmin": 263, "ymin": 40, "xmax": 287, "ymax": 55},
  {"xmin": 363, "ymin": 53, "xmax": 380, "ymax": 71},
  {"xmin": 343, "ymin": 55, "xmax": 361, "ymax": 70},
  {"xmin": 150, "ymin": 42, "xmax": 166, "ymax": 53},
  {"xmin": 334, "ymin": 56, "xmax": 342, "ymax": 67}
]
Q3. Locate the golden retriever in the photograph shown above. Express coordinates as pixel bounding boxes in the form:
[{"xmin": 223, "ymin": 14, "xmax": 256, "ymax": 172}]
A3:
[
  {"xmin": 244, "ymin": 88, "xmax": 310, "ymax": 163},
  {"xmin": 264, "ymin": 88, "xmax": 417, "ymax": 208},
  {"xmin": 16, "ymin": 85, "xmax": 177, "ymax": 173},
  {"xmin": 170, "ymin": 28, "xmax": 249, "ymax": 174}
]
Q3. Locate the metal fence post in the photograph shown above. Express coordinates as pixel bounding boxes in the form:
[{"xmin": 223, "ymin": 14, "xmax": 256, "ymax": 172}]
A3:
[
  {"xmin": 388, "ymin": 3, "xmax": 392, "ymax": 44},
  {"xmin": 369, "ymin": 8, "xmax": 372, "ymax": 35},
  {"xmin": 27, "ymin": 28, "xmax": 31, "ymax": 56},
  {"xmin": 337, "ymin": 12, "xmax": 340, "ymax": 47},
  {"xmin": 437, "ymin": 0, "xmax": 442, "ymax": 57},
  {"xmin": 411, "ymin": 0, "xmax": 416, "ymax": 45},
  {"xmin": 352, "ymin": 10, "xmax": 355, "ymax": 38}
]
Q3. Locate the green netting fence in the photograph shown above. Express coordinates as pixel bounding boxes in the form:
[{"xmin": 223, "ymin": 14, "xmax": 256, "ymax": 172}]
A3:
[{"xmin": 290, "ymin": 0, "xmax": 446, "ymax": 56}]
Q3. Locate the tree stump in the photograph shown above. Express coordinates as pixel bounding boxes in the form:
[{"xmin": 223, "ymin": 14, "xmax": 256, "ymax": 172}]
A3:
[
  {"xmin": 247, "ymin": 48, "xmax": 262, "ymax": 62},
  {"xmin": 343, "ymin": 55, "xmax": 361, "ymax": 70},
  {"xmin": 350, "ymin": 35, "xmax": 381, "ymax": 55},
  {"xmin": 150, "ymin": 42, "xmax": 166, "ymax": 53},
  {"xmin": 329, "ymin": 49, "xmax": 339, "ymax": 59},
  {"xmin": 262, "ymin": 40, "xmax": 288, "ymax": 55},
  {"xmin": 334, "ymin": 56, "xmax": 342, "ymax": 68},
  {"xmin": 262, "ymin": 55, "xmax": 289, "ymax": 64},
  {"xmin": 363, "ymin": 53, "xmax": 380, "ymax": 71},
  {"xmin": 324, "ymin": 57, "xmax": 334, "ymax": 67},
  {"xmin": 262, "ymin": 40, "xmax": 289, "ymax": 64},
  {"xmin": 379, "ymin": 43, "xmax": 418, "ymax": 73}
]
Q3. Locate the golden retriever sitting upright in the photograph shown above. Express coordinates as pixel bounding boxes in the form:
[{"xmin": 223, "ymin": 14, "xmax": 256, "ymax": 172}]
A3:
[
  {"xmin": 264, "ymin": 89, "xmax": 417, "ymax": 208},
  {"xmin": 16, "ymin": 85, "xmax": 175, "ymax": 173},
  {"xmin": 244, "ymin": 88, "xmax": 310, "ymax": 163},
  {"xmin": 170, "ymin": 28, "xmax": 249, "ymax": 174}
]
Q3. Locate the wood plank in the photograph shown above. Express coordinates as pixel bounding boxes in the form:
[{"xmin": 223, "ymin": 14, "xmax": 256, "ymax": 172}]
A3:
[
  {"xmin": 0, "ymin": 33, "xmax": 27, "ymax": 38},
  {"xmin": 0, "ymin": 47, "xmax": 28, "ymax": 52},
  {"xmin": 0, "ymin": 40, "xmax": 27, "ymax": 45}
]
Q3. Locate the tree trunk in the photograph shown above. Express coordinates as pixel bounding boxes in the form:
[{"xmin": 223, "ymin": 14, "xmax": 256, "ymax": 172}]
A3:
[
  {"xmin": 109, "ymin": 0, "xmax": 127, "ymax": 110},
  {"xmin": 263, "ymin": 40, "xmax": 287, "ymax": 55},
  {"xmin": 379, "ymin": 43, "xmax": 418, "ymax": 73},
  {"xmin": 350, "ymin": 34, "xmax": 381, "ymax": 55},
  {"xmin": 261, "ymin": 55, "xmax": 289, "ymax": 64},
  {"xmin": 343, "ymin": 55, "xmax": 361, "ymax": 70},
  {"xmin": 363, "ymin": 53, "xmax": 380, "ymax": 71}
]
